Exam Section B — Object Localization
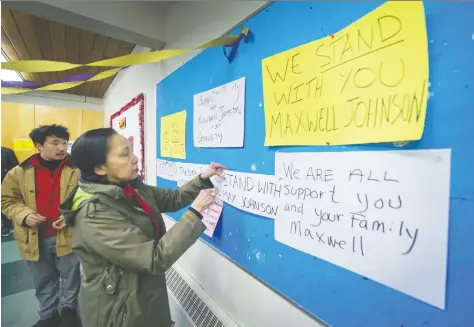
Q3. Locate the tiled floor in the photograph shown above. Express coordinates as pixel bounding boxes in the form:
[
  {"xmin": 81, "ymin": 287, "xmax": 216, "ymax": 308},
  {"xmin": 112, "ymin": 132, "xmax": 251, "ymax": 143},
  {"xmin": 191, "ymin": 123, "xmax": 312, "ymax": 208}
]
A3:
[
  {"xmin": 1, "ymin": 235, "xmax": 39, "ymax": 326},
  {"xmin": 1, "ymin": 236, "xmax": 193, "ymax": 327},
  {"xmin": 2, "ymin": 289, "xmax": 38, "ymax": 326}
]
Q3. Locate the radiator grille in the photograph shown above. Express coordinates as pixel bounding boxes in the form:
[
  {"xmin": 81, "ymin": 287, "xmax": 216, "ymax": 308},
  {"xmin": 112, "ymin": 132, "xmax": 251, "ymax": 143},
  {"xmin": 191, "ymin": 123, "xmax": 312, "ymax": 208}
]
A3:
[{"xmin": 166, "ymin": 267, "xmax": 225, "ymax": 327}]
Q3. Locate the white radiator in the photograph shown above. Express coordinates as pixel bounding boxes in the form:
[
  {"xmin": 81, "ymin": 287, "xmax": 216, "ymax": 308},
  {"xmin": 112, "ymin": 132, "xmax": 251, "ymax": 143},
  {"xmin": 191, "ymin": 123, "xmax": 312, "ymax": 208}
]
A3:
[{"xmin": 166, "ymin": 262, "xmax": 240, "ymax": 327}]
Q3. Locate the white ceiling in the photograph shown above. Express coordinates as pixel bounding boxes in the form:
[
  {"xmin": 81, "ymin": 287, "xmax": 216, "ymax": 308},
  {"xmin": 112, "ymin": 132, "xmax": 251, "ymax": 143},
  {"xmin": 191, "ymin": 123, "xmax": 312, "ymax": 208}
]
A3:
[{"xmin": 40, "ymin": 1, "xmax": 167, "ymax": 43}]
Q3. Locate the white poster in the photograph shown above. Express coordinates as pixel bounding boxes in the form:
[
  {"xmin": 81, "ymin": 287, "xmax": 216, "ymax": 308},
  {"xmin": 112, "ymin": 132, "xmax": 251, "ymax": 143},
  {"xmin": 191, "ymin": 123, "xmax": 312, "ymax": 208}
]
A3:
[
  {"xmin": 274, "ymin": 149, "xmax": 451, "ymax": 309},
  {"xmin": 193, "ymin": 77, "xmax": 245, "ymax": 148},
  {"xmin": 157, "ymin": 159, "xmax": 207, "ymax": 186},
  {"xmin": 156, "ymin": 158, "xmax": 178, "ymax": 181},
  {"xmin": 157, "ymin": 159, "xmax": 283, "ymax": 219},
  {"xmin": 156, "ymin": 149, "xmax": 451, "ymax": 309},
  {"xmin": 67, "ymin": 141, "xmax": 74, "ymax": 154},
  {"xmin": 111, "ymin": 99, "xmax": 144, "ymax": 178}
]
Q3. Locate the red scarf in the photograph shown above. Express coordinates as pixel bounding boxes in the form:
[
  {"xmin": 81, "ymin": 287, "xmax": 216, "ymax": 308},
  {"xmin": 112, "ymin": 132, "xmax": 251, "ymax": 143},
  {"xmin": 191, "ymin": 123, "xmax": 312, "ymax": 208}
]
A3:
[{"xmin": 122, "ymin": 185, "xmax": 160, "ymax": 238}]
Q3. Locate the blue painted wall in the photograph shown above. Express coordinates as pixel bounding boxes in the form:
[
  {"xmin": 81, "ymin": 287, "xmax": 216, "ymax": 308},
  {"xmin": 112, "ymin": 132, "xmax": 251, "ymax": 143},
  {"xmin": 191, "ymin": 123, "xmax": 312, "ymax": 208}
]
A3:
[{"xmin": 156, "ymin": 2, "xmax": 474, "ymax": 326}]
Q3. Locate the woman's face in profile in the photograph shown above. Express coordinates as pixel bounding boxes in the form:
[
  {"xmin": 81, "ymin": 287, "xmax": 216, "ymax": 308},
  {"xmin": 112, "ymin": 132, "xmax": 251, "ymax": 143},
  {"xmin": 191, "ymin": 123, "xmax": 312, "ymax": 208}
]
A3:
[{"xmin": 102, "ymin": 134, "xmax": 139, "ymax": 183}]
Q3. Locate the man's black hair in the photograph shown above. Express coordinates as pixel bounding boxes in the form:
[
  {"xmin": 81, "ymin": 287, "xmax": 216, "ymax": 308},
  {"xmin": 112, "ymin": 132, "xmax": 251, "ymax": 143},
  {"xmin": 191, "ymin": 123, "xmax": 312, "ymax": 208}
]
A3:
[{"xmin": 29, "ymin": 124, "xmax": 70, "ymax": 145}]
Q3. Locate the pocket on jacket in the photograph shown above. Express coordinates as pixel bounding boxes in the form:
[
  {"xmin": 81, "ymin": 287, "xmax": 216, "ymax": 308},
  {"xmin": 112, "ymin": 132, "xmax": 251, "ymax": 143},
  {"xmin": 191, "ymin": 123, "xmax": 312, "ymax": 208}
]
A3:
[
  {"xmin": 109, "ymin": 290, "xmax": 129, "ymax": 327},
  {"xmin": 13, "ymin": 226, "xmax": 29, "ymax": 244},
  {"xmin": 100, "ymin": 268, "xmax": 129, "ymax": 327}
]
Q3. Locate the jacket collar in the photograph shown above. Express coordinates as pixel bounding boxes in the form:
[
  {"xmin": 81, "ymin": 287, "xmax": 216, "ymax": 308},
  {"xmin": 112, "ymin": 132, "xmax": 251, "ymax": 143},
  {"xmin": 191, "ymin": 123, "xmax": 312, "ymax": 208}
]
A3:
[
  {"xmin": 19, "ymin": 153, "xmax": 74, "ymax": 169},
  {"xmin": 78, "ymin": 177, "xmax": 143, "ymax": 201}
]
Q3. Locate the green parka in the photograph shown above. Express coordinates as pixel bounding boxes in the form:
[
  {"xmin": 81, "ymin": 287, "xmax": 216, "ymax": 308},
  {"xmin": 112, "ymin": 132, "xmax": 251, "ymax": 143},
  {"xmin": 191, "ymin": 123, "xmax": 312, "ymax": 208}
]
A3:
[{"xmin": 60, "ymin": 175, "xmax": 213, "ymax": 327}]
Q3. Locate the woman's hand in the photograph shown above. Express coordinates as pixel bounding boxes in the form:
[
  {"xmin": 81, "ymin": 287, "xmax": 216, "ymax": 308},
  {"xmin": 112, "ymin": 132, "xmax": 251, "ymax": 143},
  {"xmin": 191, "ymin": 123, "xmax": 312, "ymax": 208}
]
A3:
[
  {"xmin": 200, "ymin": 162, "xmax": 226, "ymax": 180},
  {"xmin": 52, "ymin": 216, "xmax": 66, "ymax": 230},
  {"xmin": 191, "ymin": 189, "xmax": 215, "ymax": 212}
]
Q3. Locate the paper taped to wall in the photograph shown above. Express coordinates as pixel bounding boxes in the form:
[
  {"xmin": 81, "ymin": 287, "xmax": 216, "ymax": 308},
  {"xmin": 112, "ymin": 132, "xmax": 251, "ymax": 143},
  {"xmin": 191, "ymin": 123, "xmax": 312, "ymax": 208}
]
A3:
[
  {"xmin": 201, "ymin": 198, "xmax": 224, "ymax": 238},
  {"xmin": 273, "ymin": 149, "xmax": 450, "ymax": 309},
  {"xmin": 160, "ymin": 110, "xmax": 186, "ymax": 159},
  {"xmin": 13, "ymin": 139, "xmax": 34, "ymax": 151},
  {"xmin": 157, "ymin": 159, "xmax": 207, "ymax": 186},
  {"xmin": 193, "ymin": 77, "xmax": 246, "ymax": 148},
  {"xmin": 262, "ymin": 1, "xmax": 429, "ymax": 146},
  {"xmin": 157, "ymin": 148, "xmax": 451, "ymax": 309}
]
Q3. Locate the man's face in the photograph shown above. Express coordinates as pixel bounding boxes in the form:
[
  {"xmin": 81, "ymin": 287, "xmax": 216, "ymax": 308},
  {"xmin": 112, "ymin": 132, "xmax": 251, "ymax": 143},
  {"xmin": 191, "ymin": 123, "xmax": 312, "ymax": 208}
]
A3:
[{"xmin": 37, "ymin": 135, "xmax": 68, "ymax": 161}]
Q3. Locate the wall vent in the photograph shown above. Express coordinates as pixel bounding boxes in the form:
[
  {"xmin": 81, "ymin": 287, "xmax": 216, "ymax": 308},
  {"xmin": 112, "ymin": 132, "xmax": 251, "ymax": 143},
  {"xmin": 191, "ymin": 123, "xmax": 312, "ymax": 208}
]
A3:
[{"xmin": 166, "ymin": 266, "xmax": 226, "ymax": 327}]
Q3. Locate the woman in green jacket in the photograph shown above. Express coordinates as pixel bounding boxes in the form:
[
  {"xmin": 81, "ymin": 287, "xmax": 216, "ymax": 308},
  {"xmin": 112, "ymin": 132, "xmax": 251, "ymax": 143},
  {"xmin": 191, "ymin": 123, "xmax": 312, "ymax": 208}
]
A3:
[{"xmin": 58, "ymin": 128, "xmax": 224, "ymax": 327}]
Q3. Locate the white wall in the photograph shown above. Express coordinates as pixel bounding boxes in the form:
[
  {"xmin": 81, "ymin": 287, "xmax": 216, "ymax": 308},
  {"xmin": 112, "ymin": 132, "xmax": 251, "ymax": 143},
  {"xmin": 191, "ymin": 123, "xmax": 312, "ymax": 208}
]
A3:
[
  {"xmin": 102, "ymin": 47, "xmax": 161, "ymax": 185},
  {"xmin": 41, "ymin": 0, "xmax": 166, "ymax": 41},
  {"xmin": 2, "ymin": 91, "xmax": 103, "ymax": 111},
  {"xmin": 103, "ymin": 2, "xmax": 325, "ymax": 326}
]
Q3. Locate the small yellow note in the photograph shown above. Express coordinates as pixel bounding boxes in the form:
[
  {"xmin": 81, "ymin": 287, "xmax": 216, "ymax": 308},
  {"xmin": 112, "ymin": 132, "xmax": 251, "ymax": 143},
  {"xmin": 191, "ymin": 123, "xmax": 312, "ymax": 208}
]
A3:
[
  {"xmin": 262, "ymin": 1, "xmax": 428, "ymax": 146},
  {"xmin": 161, "ymin": 110, "xmax": 186, "ymax": 159},
  {"xmin": 13, "ymin": 139, "xmax": 34, "ymax": 151}
]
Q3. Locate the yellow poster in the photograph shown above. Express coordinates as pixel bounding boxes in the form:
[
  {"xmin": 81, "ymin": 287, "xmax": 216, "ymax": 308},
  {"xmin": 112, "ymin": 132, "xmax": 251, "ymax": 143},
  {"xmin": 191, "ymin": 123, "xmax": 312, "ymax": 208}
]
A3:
[
  {"xmin": 160, "ymin": 110, "xmax": 186, "ymax": 159},
  {"xmin": 262, "ymin": 1, "xmax": 428, "ymax": 146},
  {"xmin": 13, "ymin": 139, "xmax": 34, "ymax": 151}
]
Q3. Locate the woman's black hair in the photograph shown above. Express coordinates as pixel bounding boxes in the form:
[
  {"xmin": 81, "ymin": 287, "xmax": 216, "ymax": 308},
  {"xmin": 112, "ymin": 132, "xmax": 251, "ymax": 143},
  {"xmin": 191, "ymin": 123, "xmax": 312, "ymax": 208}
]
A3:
[{"xmin": 71, "ymin": 128, "xmax": 117, "ymax": 183}]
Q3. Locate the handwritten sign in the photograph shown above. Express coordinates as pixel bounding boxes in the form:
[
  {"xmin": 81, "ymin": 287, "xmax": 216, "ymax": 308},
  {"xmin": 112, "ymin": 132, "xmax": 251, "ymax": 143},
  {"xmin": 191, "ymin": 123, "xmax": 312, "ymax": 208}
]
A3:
[
  {"xmin": 157, "ymin": 149, "xmax": 451, "ymax": 309},
  {"xmin": 202, "ymin": 198, "xmax": 224, "ymax": 237},
  {"xmin": 213, "ymin": 171, "xmax": 283, "ymax": 219},
  {"xmin": 13, "ymin": 139, "xmax": 34, "ymax": 151},
  {"xmin": 274, "ymin": 150, "xmax": 450, "ymax": 309},
  {"xmin": 159, "ymin": 162, "xmax": 284, "ymax": 220},
  {"xmin": 193, "ymin": 77, "xmax": 245, "ymax": 147},
  {"xmin": 156, "ymin": 158, "xmax": 178, "ymax": 180},
  {"xmin": 262, "ymin": 1, "xmax": 428, "ymax": 146},
  {"xmin": 160, "ymin": 110, "xmax": 186, "ymax": 159},
  {"xmin": 157, "ymin": 159, "xmax": 207, "ymax": 186}
]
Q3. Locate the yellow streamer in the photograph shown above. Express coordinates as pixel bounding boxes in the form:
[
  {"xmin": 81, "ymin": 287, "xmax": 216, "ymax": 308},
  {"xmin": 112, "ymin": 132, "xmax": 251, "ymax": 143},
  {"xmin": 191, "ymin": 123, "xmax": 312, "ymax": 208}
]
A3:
[
  {"xmin": 2, "ymin": 30, "xmax": 246, "ymax": 73},
  {"xmin": 1, "ymin": 87, "xmax": 32, "ymax": 95},
  {"xmin": 2, "ymin": 68, "xmax": 123, "ymax": 95}
]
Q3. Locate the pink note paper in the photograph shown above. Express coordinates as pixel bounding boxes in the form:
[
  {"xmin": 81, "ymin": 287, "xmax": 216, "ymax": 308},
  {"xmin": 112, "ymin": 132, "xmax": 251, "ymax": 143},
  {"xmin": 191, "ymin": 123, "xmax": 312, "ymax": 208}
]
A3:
[{"xmin": 201, "ymin": 198, "xmax": 224, "ymax": 237}]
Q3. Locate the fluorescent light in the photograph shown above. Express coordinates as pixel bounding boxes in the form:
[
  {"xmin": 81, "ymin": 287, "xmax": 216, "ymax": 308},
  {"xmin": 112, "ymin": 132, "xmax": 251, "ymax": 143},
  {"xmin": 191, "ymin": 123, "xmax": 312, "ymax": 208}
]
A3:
[{"xmin": 1, "ymin": 51, "xmax": 23, "ymax": 82}]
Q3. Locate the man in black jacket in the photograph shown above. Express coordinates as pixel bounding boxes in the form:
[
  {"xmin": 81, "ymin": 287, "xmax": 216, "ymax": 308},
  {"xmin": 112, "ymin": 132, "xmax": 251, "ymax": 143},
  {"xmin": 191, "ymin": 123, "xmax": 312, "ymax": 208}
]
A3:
[{"xmin": 1, "ymin": 146, "xmax": 19, "ymax": 236}]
